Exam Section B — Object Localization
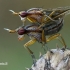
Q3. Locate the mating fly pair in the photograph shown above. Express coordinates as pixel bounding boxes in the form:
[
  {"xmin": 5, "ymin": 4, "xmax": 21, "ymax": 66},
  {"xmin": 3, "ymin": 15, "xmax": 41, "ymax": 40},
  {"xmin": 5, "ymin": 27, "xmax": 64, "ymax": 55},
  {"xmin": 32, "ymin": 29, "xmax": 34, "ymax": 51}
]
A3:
[{"xmin": 4, "ymin": 7, "xmax": 70, "ymax": 54}]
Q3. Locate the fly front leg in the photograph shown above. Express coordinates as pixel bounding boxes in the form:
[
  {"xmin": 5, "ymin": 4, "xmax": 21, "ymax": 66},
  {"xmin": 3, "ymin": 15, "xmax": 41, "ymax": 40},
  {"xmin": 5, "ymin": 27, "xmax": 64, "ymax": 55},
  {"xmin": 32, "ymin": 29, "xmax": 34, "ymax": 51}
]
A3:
[
  {"xmin": 24, "ymin": 38, "xmax": 36, "ymax": 54},
  {"xmin": 24, "ymin": 38, "xmax": 37, "ymax": 66},
  {"xmin": 46, "ymin": 33, "xmax": 66, "ymax": 49},
  {"xmin": 24, "ymin": 38, "xmax": 37, "ymax": 53}
]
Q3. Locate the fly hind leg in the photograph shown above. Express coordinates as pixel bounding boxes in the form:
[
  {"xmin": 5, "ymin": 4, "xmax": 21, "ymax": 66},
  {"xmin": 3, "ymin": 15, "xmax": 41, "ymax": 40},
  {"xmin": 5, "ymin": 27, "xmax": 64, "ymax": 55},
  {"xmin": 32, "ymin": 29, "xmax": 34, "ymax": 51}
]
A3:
[
  {"xmin": 57, "ymin": 34, "xmax": 66, "ymax": 49},
  {"xmin": 46, "ymin": 33, "xmax": 67, "ymax": 49}
]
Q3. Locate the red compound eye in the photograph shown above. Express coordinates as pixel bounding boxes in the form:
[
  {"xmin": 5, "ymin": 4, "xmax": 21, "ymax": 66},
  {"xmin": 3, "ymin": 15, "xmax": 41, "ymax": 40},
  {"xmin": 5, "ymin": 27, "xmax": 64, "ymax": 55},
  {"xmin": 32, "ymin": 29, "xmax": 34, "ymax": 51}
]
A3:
[
  {"xmin": 19, "ymin": 11, "xmax": 28, "ymax": 17},
  {"xmin": 18, "ymin": 28, "xmax": 25, "ymax": 35}
]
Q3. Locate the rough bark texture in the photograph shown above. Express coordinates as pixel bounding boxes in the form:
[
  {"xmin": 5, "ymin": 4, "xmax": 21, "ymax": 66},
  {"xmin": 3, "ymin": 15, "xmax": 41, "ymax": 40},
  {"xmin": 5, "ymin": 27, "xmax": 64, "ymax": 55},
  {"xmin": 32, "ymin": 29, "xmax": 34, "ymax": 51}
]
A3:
[{"xmin": 26, "ymin": 48, "xmax": 70, "ymax": 70}]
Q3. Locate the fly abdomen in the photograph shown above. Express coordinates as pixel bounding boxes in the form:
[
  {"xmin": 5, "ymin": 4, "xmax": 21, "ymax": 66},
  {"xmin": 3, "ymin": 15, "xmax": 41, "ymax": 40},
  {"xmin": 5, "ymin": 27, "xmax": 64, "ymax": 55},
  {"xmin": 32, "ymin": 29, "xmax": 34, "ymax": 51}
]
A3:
[{"xmin": 44, "ymin": 18, "xmax": 63, "ymax": 35}]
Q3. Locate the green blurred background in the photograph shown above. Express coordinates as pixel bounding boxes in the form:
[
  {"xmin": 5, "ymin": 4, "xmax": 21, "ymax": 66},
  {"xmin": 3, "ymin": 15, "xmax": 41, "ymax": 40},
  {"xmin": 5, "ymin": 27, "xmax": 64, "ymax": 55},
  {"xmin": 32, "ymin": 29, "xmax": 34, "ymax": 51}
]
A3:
[{"xmin": 0, "ymin": 0, "xmax": 70, "ymax": 70}]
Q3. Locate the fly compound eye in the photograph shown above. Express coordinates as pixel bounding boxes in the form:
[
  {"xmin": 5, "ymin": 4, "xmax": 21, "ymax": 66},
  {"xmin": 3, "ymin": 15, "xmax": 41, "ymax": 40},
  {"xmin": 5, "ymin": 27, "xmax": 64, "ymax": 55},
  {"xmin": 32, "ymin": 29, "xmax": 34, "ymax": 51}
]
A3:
[
  {"xmin": 19, "ymin": 11, "xmax": 28, "ymax": 17},
  {"xmin": 18, "ymin": 28, "xmax": 25, "ymax": 35}
]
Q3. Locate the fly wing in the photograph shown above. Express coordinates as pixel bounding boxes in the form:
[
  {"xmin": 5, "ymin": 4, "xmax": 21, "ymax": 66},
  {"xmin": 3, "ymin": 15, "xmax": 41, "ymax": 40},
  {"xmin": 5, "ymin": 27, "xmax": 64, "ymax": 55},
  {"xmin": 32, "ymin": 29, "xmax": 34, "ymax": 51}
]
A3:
[
  {"xmin": 27, "ymin": 8, "xmax": 42, "ymax": 12},
  {"xmin": 45, "ymin": 6, "xmax": 70, "ymax": 18},
  {"xmin": 38, "ymin": 7, "xmax": 70, "ymax": 29}
]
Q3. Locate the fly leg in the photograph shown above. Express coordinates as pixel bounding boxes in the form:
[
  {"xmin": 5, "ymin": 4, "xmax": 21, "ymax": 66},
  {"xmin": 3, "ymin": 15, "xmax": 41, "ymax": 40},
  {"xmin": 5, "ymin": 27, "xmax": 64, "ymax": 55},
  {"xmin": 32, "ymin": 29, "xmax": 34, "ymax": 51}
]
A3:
[
  {"xmin": 46, "ymin": 33, "xmax": 67, "ymax": 49},
  {"xmin": 24, "ymin": 38, "xmax": 37, "ymax": 66},
  {"xmin": 57, "ymin": 34, "xmax": 66, "ymax": 49},
  {"xmin": 44, "ymin": 10, "xmax": 56, "ymax": 22},
  {"xmin": 41, "ymin": 29, "xmax": 48, "ymax": 53},
  {"xmin": 39, "ymin": 10, "xmax": 56, "ymax": 28},
  {"xmin": 37, "ymin": 11, "xmax": 57, "ymax": 52}
]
